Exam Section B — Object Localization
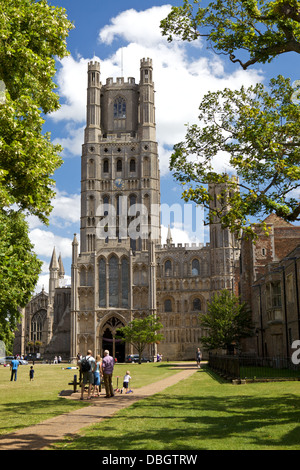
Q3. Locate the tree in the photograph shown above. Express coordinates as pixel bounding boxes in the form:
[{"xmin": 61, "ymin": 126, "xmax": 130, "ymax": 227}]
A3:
[
  {"xmin": 0, "ymin": 0, "xmax": 74, "ymax": 222},
  {"xmin": 161, "ymin": 0, "xmax": 300, "ymax": 70},
  {"xmin": 199, "ymin": 289, "xmax": 254, "ymax": 353},
  {"xmin": 169, "ymin": 75, "xmax": 300, "ymax": 239},
  {"xmin": 0, "ymin": 1, "xmax": 73, "ymax": 340},
  {"xmin": 0, "ymin": 210, "xmax": 42, "ymax": 343},
  {"xmin": 116, "ymin": 315, "xmax": 164, "ymax": 364}
]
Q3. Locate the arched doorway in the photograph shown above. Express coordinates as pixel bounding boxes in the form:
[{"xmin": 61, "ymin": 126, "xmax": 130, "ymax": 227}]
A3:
[{"xmin": 101, "ymin": 317, "xmax": 126, "ymax": 362}]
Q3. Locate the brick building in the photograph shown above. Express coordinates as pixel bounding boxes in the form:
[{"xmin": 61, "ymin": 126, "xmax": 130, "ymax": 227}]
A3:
[{"xmin": 240, "ymin": 215, "xmax": 300, "ymax": 356}]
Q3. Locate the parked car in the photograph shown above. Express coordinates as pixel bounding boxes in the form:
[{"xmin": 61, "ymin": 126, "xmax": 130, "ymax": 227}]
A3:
[
  {"xmin": 0, "ymin": 356, "xmax": 14, "ymax": 365},
  {"xmin": 18, "ymin": 359, "xmax": 29, "ymax": 365},
  {"xmin": 0, "ymin": 356, "xmax": 28, "ymax": 365},
  {"xmin": 125, "ymin": 354, "xmax": 152, "ymax": 363}
]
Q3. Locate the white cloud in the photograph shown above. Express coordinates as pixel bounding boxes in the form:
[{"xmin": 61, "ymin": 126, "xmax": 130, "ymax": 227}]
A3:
[
  {"xmin": 49, "ymin": 189, "xmax": 81, "ymax": 227},
  {"xmin": 50, "ymin": 55, "xmax": 88, "ymax": 123},
  {"xmin": 27, "ymin": 189, "xmax": 80, "ymax": 231},
  {"xmin": 48, "ymin": 6, "xmax": 264, "ymax": 176},
  {"xmin": 53, "ymin": 124, "xmax": 85, "ymax": 158},
  {"xmin": 99, "ymin": 6, "xmax": 174, "ymax": 47},
  {"xmin": 29, "ymin": 229, "xmax": 73, "ymax": 259},
  {"xmin": 49, "ymin": 6, "xmax": 264, "ymax": 175},
  {"xmin": 161, "ymin": 223, "xmax": 206, "ymax": 246}
]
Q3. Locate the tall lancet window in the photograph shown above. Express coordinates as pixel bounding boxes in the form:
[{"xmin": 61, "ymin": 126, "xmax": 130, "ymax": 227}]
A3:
[
  {"xmin": 99, "ymin": 258, "xmax": 106, "ymax": 307},
  {"xmin": 109, "ymin": 255, "xmax": 119, "ymax": 307},
  {"xmin": 121, "ymin": 258, "xmax": 129, "ymax": 307},
  {"xmin": 114, "ymin": 97, "xmax": 126, "ymax": 119}
]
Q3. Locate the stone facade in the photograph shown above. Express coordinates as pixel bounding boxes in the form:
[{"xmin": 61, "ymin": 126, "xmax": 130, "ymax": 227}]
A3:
[
  {"xmin": 15, "ymin": 58, "xmax": 239, "ymax": 361},
  {"xmin": 69, "ymin": 58, "xmax": 238, "ymax": 362},
  {"xmin": 240, "ymin": 215, "xmax": 300, "ymax": 357},
  {"xmin": 18, "ymin": 59, "xmax": 300, "ymax": 362}
]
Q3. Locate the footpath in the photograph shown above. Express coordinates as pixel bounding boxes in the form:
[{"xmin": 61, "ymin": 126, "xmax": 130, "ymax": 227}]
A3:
[{"xmin": 0, "ymin": 363, "xmax": 198, "ymax": 450}]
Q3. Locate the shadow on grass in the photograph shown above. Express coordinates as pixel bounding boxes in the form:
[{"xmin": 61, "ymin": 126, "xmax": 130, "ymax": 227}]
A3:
[
  {"xmin": 50, "ymin": 383, "xmax": 300, "ymax": 451},
  {"xmin": 0, "ymin": 398, "xmax": 88, "ymax": 435}
]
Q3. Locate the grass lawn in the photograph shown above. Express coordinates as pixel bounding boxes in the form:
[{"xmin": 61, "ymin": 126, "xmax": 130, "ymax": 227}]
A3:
[
  {"xmin": 1, "ymin": 362, "xmax": 300, "ymax": 450},
  {"xmin": 0, "ymin": 361, "xmax": 182, "ymax": 436},
  {"xmin": 52, "ymin": 366, "xmax": 300, "ymax": 451}
]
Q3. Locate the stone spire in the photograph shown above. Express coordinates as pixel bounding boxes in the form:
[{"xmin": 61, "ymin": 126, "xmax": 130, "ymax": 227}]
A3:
[
  {"xmin": 49, "ymin": 247, "xmax": 59, "ymax": 304},
  {"xmin": 166, "ymin": 225, "xmax": 173, "ymax": 245},
  {"xmin": 58, "ymin": 253, "xmax": 65, "ymax": 279},
  {"xmin": 49, "ymin": 246, "xmax": 59, "ymax": 270}
]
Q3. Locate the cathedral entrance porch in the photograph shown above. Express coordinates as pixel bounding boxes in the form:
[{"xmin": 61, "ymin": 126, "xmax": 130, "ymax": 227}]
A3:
[{"xmin": 99, "ymin": 316, "xmax": 126, "ymax": 362}]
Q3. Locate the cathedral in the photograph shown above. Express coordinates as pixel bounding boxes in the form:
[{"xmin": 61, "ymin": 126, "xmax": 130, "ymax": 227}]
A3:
[{"xmin": 15, "ymin": 58, "xmax": 240, "ymax": 361}]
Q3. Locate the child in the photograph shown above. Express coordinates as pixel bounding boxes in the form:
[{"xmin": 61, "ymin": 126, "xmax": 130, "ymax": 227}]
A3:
[
  {"xmin": 29, "ymin": 365, "xmax": 34, "ymax": 381},
  {"xmin": 121, "ymin": 371, "xmax": 131, "ymax": 393}
]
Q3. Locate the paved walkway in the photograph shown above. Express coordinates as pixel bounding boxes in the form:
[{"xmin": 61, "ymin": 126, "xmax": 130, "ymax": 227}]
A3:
[{"xmin": 0, "ymin": 363, "xmax": 198, "ymax": 450}]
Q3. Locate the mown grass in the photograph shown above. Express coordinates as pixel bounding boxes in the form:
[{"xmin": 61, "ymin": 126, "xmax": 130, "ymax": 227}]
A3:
[
  {"xmin": 52, "ymin": 366, "xmax": 300, "ymax": 451},
  {"xmin": 2, "ymin": 362, "xmax": 300, "ymax": 450},
  {"xmin": 0, "ymin": 361, "xmax": 181, "ymax": 435}
]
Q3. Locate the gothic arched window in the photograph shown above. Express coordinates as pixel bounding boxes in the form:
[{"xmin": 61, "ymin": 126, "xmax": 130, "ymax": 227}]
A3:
[
  {"xmin": 164, "ymin": 299, "xmax": 172, "ymax": 312},
  {"xmin": 103, "ymin": 159, "xmax": 109, "ymax": 173},
  {"xmin": 193, "ymin": 298, "xmax": 201, "ymax": 311},
  {"xmin": 99, "ymin": 258, "xmax": 106, "ymax": 307},
  {"xmin": 116, "ymin": 159, "xmax": 122, "ymax": 172},
  {"xmin": 31, "ymin": 310, "xmax": 46, "ymax": 342},
  {"xmin": 114, "ymin": 97, "xmax": 126, "ymax": 119},
  {"xmin": 109, "ymin": 255, "xmax": 119, "ymax": 308},
  {"xmin": 192, "ymin": 259, "xmax": 200, "ymax": 276},
  {"xmin": 103, "ymin": 196, "xmax": 109, "ymax": 216},
  {"xmin": 121, "ymin": 258, "xmax": 129, "ymax": 308},
  {"xmin": 130, "ymin": 159, "xmax": 136, "ymax": 172},
  {"xmin": 165, "ymin": 260, "xmax": 172, "ymax": 276}
]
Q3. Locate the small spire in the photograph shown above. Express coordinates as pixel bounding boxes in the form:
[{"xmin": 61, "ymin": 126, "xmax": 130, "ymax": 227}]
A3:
[
  {"xmin": 72, "ymin": 233, "xmax": 78, "ymax": 245},
  {"xmin": 58, "ymin": 253, "xmax": 65, "ymax": 279},
  {"xmin": 49, "ymin": 247, "xmax": 58, "ymax": 270},
  {"xmin": 166, "ymin": 225, "xmax": 173, "ymax": 245}
]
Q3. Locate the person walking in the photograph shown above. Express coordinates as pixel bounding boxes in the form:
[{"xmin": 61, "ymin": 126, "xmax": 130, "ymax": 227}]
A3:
[
  {"xmin": 10, "ymin": 356, "xmax": 19, "ymax": 381},
  {"xmin": 79, "ymin": 350, "xmax": 95, "ymax": 400},
  {"xmin": 101, "ymin": 350, "xmax": 115, "ymax": 398},
  {"xmin": 121, "ymin": 370, "xmax": 132, "ymax": 394},
  {"xmin": 196, "ymin": 348, "xmax": 202, "ymax": 368},
  {"xmin": 29, "ymin": 366, "xmax": 34, "ymax": 381}
]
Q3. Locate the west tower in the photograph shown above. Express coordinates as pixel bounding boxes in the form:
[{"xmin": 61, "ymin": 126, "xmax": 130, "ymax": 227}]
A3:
[{"xmin": 70, "ymin": 59, "xmax": 161, "ymax": 360}]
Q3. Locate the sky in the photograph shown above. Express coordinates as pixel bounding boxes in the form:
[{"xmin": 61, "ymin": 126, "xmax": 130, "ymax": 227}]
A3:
[{"xmin": 30, "ymin": 0, "xmax": 300, "ymax": 293}]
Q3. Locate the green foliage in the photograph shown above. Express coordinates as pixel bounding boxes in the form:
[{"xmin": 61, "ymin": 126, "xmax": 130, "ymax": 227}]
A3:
[
  {"xmin": 170, "ymin": 75, "xmax": 300, "ymax": 238},
  {"xmin": 0, "ymin": 0, "xmax": 74, "ymax": 222},
  {"xmin": 0, "ymin": 0, "xmax": 73, "ymax": 337},
  {"xmin": 161, "ymin": 0, "xmax": 300, "ymax": 69},
  {"xmin": 199, "ymin": 289, "xmax": 254, "ymax": 352},
  {"xmin": 0, "ymin": 210, "xmax": 42, "ymax": 338},
  {"xmin": 117, "ymin": 315, "xmax": 164, "ymax": 363}
]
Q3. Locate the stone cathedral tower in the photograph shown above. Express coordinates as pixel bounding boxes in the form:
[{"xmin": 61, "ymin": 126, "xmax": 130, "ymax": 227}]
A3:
[
  {"xmin": 15, "ymin": 59, "xmax": 241, "ymax": 361},
  {"xmin": 70, "ymin": 59, "xmax": 162, "ymax": 361}
]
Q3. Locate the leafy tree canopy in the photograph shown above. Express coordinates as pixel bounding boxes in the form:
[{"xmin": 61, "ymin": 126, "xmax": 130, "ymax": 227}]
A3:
[
  {"xmin": 0, "ymin": 0, "xmax": 73, "ymax": 343},
  {"xmin": 199, "ymin": 289, "xmax": 254, "ymax": 353},
  {"xmin": 161, "ymin": 0, "xmax": 300, "ymax": 69},
  {"xmin": 0, "ymin": 0, "xmax": 74, "ymax": 222},
  {"xmin": 0, "ymin": 210, "xmax": 41, "ymax": 339},
  {"xmin": 170, "ymin": 75, "xmax": 300, "ymax": 238},
  {"xmin": 117, "ymin": 315, "xmax": 164, "ymax": 363}
]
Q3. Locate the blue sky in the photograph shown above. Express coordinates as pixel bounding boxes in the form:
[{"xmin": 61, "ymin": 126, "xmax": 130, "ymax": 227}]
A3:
[{"xmin": 30, "ymin": 0, "xmax": 299, "ymax": 292}]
